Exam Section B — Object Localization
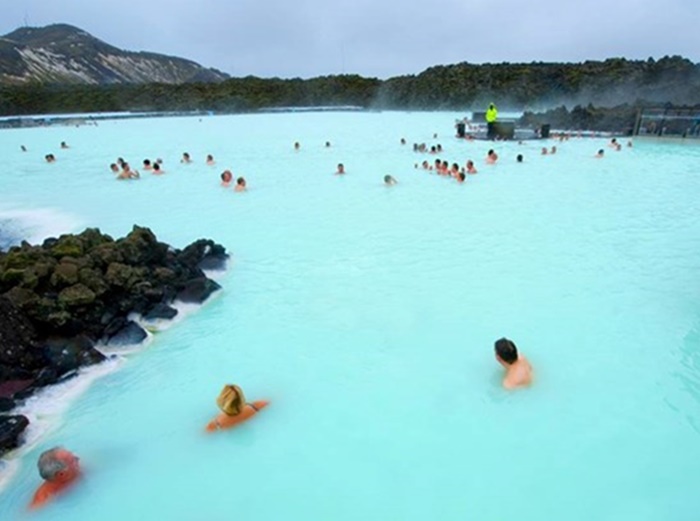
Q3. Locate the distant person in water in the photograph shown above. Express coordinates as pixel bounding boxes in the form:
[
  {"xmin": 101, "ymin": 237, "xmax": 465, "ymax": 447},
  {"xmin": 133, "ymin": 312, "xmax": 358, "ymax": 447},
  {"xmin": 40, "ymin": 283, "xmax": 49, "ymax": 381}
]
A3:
[
  {"xmin": 142, "ymin": 159, "xmax": 152, "ymax": 171},
  {"xmin": 45, "ymin": 154, "xmax": 56, "ymax": 163},
  {"xmin": 109, "ymin": 163, "xmax": 119, "ymax": 173},
  {"xmin": 181, "ymin": 152, "xmax": 192, "ymax": 164},
  {"xmin": 609, "ymin": 138, "xmax": 618, "ymax": 148},
  {"xmin": 234, "ymin": 177, "xmax": 246, "ymax": 192},
  {"xmin": 117, "ymin": 157, "xmax": 126, "ymax": 168},
  {"xmin": 400, "ymin": 138, "xmax": 406, "ymax": 145},
  {"xmin": 550, "ymin": 146, "xmax": 557, "ymax": 155},
  {"xmin": 450, "ymin": 163, "xmax": 460, "ymax": 177},
  {"xmin": 494, "ymin": 337, "xmax": 532, "ymax": 390},
  {"xmin": 457, "ymin": 171, "xmax": 466, "ymax": 183},
  {"xmin": 117, "ymin": 163, "xmax": 140, "ymax": 180},
  {"xmin": 466, "ymin": 160, "xmax": 477, "ymax": 174},
  {"xmin": 325, "ymin": 141, "xmax": 331, "ymax": 148},
  {"xmin": 206, "ymin": 154, "xmax": 215, "ymax": 165},
  {"xmin": 205, "ymin": 384, "xmax": 269, "ymax": 432},
  {"xmin": 336, "ymin": 163, "xmax": 345, "ymax": 175},
  {"xmin": 595, "ymin": 149, "xmax": 605, "ymax": 158},
  {"xmin": 516, "ymin": 154, "xmax": 523, "ymax": 163},
  {"xmin": 21, "ymin": 145, "xmax": 27, "ymax": 152},
  {"xmin": 627, "ymin": 140, "xmax": 633, "ymax": 148},
  {"xmin": 541, "ymin": 147, "xmax": 548, "ymax": 155},
  {"xmin": 29, "ymin": 447, "xmax": 81, "ymax": 510},
  {"xmin": 60, "ymin": 141, "xmax": 69, "ymax": 149},
  {"xmin": 384, "ymin": 174, "xmax": 397, "ymax": 185},
  {"xmin": 294, "ymin": 142, "xmax": 300, "ymax": 151},
  {"xmin": 486, "ymin": 149, "xmax": 498, "ymax": 164},
  {"xmin": 152, "ymin": 162, "xmax": 163, "ymax": 174},
  {"xmin": 220, "ymin": 170, "xmax": 233, "ymax": 186},
  {"xmin": 421, "ymin": 160, "xmax": 431, "ymax": 170}
]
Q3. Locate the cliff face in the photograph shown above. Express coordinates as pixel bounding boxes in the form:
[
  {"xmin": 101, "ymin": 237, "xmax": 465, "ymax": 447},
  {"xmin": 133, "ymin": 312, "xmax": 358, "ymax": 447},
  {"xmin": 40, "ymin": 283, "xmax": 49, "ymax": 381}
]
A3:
[{"xmin": 0, "ymin": 24, "xmax": 229, "ymax": 85}]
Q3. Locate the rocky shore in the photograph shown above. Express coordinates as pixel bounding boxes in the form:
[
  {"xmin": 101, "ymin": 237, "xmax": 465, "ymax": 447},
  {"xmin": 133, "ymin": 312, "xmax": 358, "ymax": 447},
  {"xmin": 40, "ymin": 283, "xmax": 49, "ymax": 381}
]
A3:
[{"xmin": 0, "ymin": 226, "xmax": 228, "ymax": 456}]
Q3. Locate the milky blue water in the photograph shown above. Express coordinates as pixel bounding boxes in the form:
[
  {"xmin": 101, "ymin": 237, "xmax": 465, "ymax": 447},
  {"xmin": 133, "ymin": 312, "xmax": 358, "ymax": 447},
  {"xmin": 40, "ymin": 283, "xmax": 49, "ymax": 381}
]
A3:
[{"xmin": 1, "ymin": 112, "xmax": 700, "ymax": 521}]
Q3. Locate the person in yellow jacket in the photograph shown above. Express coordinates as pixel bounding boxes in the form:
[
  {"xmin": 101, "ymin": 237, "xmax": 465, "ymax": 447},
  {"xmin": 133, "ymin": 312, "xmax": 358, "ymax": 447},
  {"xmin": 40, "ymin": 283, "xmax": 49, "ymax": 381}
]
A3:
[{"xmin": 486, "ymin": 103, "xmax": 498, "ymax": 139}]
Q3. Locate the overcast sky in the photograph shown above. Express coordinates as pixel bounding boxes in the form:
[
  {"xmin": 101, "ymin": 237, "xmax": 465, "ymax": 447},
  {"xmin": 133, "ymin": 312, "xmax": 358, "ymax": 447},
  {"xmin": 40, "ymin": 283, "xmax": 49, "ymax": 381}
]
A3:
[{"xmin": 1, "ymin": 0, "xmax": 699, "ymax": 79}]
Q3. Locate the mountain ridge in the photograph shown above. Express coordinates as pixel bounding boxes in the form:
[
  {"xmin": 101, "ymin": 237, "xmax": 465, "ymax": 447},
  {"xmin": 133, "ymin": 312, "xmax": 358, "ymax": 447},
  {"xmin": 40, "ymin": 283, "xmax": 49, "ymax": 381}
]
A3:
[{"xmin": 0, "ymin": 23, "xmax": 229, "ymax": 85}]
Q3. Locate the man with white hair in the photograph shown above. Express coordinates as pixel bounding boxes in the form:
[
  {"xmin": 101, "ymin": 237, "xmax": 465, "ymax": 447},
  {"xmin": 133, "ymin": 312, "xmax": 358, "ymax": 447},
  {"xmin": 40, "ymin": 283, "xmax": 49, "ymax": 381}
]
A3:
[{"xmin": 30, "ymin": 447, "xmax": 82, "ymax": 509}]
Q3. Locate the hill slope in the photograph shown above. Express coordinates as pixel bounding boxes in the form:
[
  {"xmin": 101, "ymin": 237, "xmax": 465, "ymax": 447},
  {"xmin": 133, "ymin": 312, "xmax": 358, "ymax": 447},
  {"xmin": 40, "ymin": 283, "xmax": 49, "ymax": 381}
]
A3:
[{"xmin": 0, "ymin": 23, "xmax": 228, "ymax": 85}]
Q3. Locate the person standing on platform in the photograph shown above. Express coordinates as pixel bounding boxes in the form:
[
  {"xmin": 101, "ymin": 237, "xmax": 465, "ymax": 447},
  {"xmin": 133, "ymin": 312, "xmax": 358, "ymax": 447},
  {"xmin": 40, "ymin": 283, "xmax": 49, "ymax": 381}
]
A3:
[{"xmin": 486, "ymin": 103, "xmax": 498, "ymax": 140}]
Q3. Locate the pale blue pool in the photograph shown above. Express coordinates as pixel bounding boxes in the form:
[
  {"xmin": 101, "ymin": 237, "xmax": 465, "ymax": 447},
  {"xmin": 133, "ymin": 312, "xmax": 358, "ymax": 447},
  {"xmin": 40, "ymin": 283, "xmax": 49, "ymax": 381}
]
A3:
[{"xmin": 1, "ymin": 112, "xmax": 700, "ymax": 520}]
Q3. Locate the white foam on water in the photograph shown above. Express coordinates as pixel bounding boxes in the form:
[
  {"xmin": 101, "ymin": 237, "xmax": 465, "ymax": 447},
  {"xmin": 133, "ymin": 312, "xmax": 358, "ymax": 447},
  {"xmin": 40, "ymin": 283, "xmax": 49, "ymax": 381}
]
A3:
[
  {"xmin": 0, "ymin": 207, "xmax": 83, "ymax": 247},
  {"xmin": 0, "ymin": 358, "xmax": 122, "ymax": 495}
]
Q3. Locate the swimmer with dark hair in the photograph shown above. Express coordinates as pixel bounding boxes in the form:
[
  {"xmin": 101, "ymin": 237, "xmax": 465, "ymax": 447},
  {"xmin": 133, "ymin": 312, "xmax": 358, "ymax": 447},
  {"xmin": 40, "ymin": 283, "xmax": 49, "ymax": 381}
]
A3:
[
  {"xmin": 117, "ymin": 163, "xmax": 140, "ymax": 180},
  {"xmin": 550, "ymin": 146, "xmax": 557, "ymax": 154},
  {"xmin": 457, "ymin": 171, "xmax": 466, "ymax": 183},
  {"xmin": 234, "ymin": 177, "xmax": 246, "ymax": 192},
  {"xmin": 220, "ymin": 170, "xmax": 233, "ymax": 186},
  {"xmin": 494, "ymin": 338, "xmax": 532, "ymax": 390},
  {"xmin": 466, "ymin": 160, "xmax": 477, "ymax": 174},
  {"xmin": 110, "ymin": 163, "xmax": 119, "ymax": 173},
  {"xmin": 30, "ymin": 447, "xmax": 81, "ymax": 510},
  {"xmin": 206, "ymin": 154, "xmax": 215, "ymax": 166},
  {"xmin": 205, "ymin": 384, "xmax": 269, "ymax": 432},
  {"xmin": 60, "ymin": 141, "xmax": 69, "ymax": 149},
  {"xmin": 294, "ymin": 142, "xmax": 300, "ymax": 150},
  {"xmin": 486, "ymin": 149, "xmax": 498, "ymax": 164},
  {"xmin": 595, "ymin": 149, "xmax": 605, "ymax": 158},
  {"xmin": 152, "ymin": 162, "xmax": 164, "ymax": 174},
  {"xmin": 400, "ymin": 138, "xmax": 406, "ymax": 145},
  {"xmin": 336, "ymin": 163, "xmax": 345, "ymax": 175},
  {"xmin": 516, "ymin": 154, "xmax": 523, "ymax": 163},
  {"xmin": 325, "ymin": 141, "xmax": 331, "ymax": 148},
  {"xmin": 181, "ymin": 152, "xmax": 192, "ymax": 164},
  {"xmin": 541, "ymin": 147, "xmax": 548, "ymax": 155},
  {"xmin": 384, "ymin": 175, "xmax": 397, "ymax": 185},
  {"xmin": 21, "ymin": 145, "xmax": 27, "ymax": 152},
  {"xmin": 142, "ymin": 159, "xmax": 152, "ymax": 171},
  {"xmin": 450, "ymin": 163, "xmax": 460, "ymax": 177}
]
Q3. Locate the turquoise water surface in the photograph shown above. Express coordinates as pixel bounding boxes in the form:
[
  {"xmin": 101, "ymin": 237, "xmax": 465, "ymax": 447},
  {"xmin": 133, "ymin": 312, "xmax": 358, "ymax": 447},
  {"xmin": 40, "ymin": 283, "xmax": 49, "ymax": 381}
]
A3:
[{"xmin": 1, "ymin": 112, "xmax": 700, "ymax": 520}]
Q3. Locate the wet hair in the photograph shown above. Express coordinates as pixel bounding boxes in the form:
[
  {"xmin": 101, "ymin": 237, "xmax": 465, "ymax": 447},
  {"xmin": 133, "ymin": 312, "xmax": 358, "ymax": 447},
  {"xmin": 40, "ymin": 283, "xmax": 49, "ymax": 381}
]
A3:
[
  {"xmin": 117, "ymin": 157, "xmax": 125, "ymax": 166},
  {"xmin": 236, "ymin": 177, "xmax": 245, "ymax": 185},
  {"xmin": 153, "ymin": 162, "xmax": 161, "ymax": 171},
  {"xmin": 516, "ymin": 154, "xmax": 523, "ymax": 163},
  {"xmin": 598, "ymin": 149, "xmax": 604, "ymax": 155},
  {"xmin": 487, "ymin": 149, "xmax": 494, "ymax": 155},
  {"xmin": 466, "ymin": 160, "xmax": 474, "ymax": 168},
  {"xmin": 495, "ymin": 338, "xmax": 518, "ymax": 365},
  {"xmin": 458, "ymin": 172, "xmax": 466, "ymax": 181},
  {"xmin": 325, "ymin": 141, "xmax": 331, "ymax": 147},
  {"xmin": 110, "ymin": 163, "xmax": 118, "ymax": 171},
  {"xmin": 216, "ymin": 384, "xmax": 245, "ymax": 416},
  {"xmin": 451, "ymin": 163, "xmax": 459, "ymax": 171},
  {"xmin": 38, "ymin": 447, "xmax": 68, "ymax": 481},
  {"xmin": 143, "ymin": 159, "xmax": 151, "ymax": 166},
  {"xmin": 384, "ymin": 175, "xmax": 396, "ymax": 184}
]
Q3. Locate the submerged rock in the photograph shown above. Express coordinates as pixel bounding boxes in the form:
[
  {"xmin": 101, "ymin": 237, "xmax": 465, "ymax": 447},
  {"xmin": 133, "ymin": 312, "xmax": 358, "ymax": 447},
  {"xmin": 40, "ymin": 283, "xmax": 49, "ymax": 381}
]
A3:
[
  {"xmin": 0, "ymin": 415, "xmax": 29, "ymax": 452},
  {"xmin": 107, "ymin": 321, "xmax": 147, "ymax": 346}
]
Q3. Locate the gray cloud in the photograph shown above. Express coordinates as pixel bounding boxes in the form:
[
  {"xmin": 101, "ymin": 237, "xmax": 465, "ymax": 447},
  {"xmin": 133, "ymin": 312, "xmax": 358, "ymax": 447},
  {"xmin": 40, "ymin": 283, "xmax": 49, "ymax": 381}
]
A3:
[{"xmin": 1, "ymin": 0, "xmax": 699, "ymax": 78}]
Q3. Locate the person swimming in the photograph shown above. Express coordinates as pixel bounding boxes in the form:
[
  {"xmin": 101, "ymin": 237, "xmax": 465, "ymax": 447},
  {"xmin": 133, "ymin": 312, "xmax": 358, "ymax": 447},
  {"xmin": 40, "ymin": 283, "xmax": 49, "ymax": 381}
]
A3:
[
  {"xmin": 336, "ymin": 163, "xmax": 345, "ymax": 175},
  {"xmin": 109, "ymin": 163, "xmax": 119, "ymax": 173},
  {"xmin": 595, "ymin": 149, "xmax": 605, "ymax": 158},
  {"xmin": 494, "ymin": 337, "xmax": 532, "ymax": 390},
  {"xmin": 384, "ymin": 175, "xmax": 398, "ymax": 185},
  {"xmin": 181, "ymin": 152, "xmax": 192, "ymax": 164},
  {"xmin": 205, "ymin": 384, "xmax": 269, "ymax": 432},
  {"xmin": 142, "ymin": 159, "xmax": 152, "ymax": 171},
  {"xmin": 117, "ymin": 163, "xmax": 140, "ymax": 180},
  {"xmin": 60, "ymin": 141, "xmax": 69, "ymax": 149},
  {"xmin": 29, "ymin": 447, "xmax": 81, "ymax": 510},
  {"xmin": 234, "ymin": 176, "xmax": 246, "ymax": 192},
  {"xmin": 152, "ymin": 162, "xmax": 164, "ymax": 174},
  {"xmin": 466, "ymin": 160, "xmax": 477, "ymax": 174},
  {"xmin": 486, "ymin": 149, "xmax": 498, "ymax": 164},
  {"xmin": 206, "ymin": 154, "xmax": 215, "ymax": 165},
  {"xmin": 516, "ymin": 154, "xmax": 523, "ymax": 163},
  {"xmin": 294, "ymin": 142, "xmax": 301, "ymax": 151},
  {"xmin": 456, "ymin": 171, "xmax": 466, "ymax": 183},
  {"xmin": 220, "ymin": 170, "xmax": 233, "ymax": 186}
]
